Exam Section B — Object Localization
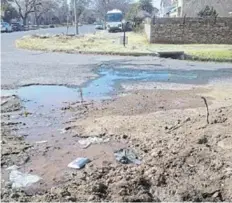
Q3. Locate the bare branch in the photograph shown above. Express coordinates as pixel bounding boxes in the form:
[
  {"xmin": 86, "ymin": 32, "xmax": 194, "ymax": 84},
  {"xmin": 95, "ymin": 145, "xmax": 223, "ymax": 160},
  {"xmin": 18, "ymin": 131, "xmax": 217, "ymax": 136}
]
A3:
[{"xmin": 201, "ymin": 96, "xmax": 209, "ymax": 124}]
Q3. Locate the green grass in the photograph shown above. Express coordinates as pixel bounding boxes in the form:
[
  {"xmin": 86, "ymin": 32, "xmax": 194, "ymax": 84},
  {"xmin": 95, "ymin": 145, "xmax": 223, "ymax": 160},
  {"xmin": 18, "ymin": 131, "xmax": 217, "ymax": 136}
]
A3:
[
  {"xmin": 16, "ymin": 31, "xmax": 232, "ymax": 62},
  {"xmin": 187, "ymin": 50, "xmax": 232, "ymax": 61}
]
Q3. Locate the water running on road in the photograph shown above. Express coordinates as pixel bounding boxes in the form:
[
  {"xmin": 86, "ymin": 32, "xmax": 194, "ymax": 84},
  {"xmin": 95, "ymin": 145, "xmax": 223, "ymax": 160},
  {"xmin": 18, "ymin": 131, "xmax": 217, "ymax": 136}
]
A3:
[
  {"xmin": 1, "ymin": 67, "xmax": 232, "ymax": 141},
  {"xmin": 2, "ymin": 67, "xmax": 232, "ymax": 108}
]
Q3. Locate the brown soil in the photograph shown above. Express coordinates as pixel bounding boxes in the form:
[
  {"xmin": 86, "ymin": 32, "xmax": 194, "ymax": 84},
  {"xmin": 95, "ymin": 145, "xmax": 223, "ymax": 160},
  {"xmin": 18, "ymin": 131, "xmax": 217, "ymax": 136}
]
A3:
[{"xmin": 1, "ymin": 82, "xmax": 232, "ymax": 202}]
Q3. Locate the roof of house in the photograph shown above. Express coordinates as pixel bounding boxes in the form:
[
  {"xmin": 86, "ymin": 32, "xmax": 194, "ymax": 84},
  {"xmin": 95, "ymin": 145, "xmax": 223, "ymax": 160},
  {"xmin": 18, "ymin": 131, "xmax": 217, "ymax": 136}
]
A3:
[
  {"xmin": 183, "ymin": 0, "xmax": 232, "ymax": 17},
  {"xmin": 136, "ymin": 10, "xmax": 152, "ymax": 19}
]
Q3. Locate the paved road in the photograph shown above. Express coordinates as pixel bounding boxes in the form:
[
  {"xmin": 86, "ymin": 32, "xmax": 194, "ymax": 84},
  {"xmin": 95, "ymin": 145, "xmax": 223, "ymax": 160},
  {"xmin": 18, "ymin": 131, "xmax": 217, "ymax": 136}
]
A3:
[{"xmin": 1, "ymin": 25, "xmax": 232, "ymax": 89}]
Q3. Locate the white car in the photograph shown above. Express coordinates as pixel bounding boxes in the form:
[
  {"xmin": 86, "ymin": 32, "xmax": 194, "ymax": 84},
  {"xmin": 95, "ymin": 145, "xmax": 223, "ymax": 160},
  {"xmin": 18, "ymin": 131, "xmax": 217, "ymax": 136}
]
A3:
[{"xmin": 1, "ymin": 22, "xmax": 12, "ymax": 32}]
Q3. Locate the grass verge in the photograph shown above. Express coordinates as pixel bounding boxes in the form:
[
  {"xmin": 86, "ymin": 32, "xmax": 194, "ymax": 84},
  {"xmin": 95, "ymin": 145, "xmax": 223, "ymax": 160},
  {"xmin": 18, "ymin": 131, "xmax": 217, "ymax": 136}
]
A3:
[{"xmin": 16, "ymin": 31, "xmax": 232, "ymax": 62}]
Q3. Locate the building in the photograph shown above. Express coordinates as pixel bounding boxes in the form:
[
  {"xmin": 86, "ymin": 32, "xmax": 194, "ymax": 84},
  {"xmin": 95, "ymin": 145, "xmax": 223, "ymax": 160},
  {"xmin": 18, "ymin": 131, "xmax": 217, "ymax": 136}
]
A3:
[
  {"xmin": 161, "ymin": 0, "xmax": 232, "ymax": 17},
  {"xmin": 159, "ymin": 0, "xmax": 176, "ymax": 17}
]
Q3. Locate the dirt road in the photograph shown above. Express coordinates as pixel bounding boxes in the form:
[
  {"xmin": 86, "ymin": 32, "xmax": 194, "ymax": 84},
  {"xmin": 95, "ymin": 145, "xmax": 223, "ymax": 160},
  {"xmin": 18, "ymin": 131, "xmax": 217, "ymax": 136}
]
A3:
[{"xmin": 1, "ymin": 28, "xmax": 232, "ymax": 202}]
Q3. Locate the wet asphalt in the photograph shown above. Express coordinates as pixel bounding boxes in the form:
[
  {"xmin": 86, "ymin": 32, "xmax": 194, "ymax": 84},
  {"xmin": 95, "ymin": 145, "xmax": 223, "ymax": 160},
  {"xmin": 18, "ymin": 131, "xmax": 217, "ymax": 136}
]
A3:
[{"xmin": 1, "ymin": 25, "xmax": 232, "ymax": 90}]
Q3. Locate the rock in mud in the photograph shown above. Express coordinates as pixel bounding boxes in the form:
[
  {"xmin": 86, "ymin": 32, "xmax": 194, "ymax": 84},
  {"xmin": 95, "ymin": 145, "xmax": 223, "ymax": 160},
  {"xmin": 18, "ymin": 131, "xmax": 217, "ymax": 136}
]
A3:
[{"xmin": 1, "ymin": 95, "xmax": 22, "ymax": 113}]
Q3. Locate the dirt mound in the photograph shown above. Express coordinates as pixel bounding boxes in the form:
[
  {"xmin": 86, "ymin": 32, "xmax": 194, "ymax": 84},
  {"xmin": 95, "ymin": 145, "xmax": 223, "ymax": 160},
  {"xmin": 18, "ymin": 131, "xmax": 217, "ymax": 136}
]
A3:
[{"xmin": 1, "ymin": 105, "xmax": 232, "ymax": 202}]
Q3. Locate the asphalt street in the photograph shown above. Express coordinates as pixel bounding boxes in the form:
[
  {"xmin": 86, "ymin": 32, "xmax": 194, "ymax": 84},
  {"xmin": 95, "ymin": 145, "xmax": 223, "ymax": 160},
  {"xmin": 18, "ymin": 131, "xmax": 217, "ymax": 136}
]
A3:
[{"xmin": 1, "ymin": 25, "xmax": 232, "ymax": 89}]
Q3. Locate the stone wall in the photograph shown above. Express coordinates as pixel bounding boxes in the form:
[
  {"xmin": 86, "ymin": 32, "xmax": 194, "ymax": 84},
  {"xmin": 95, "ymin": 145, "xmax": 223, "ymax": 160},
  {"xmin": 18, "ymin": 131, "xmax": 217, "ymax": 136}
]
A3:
[{"xmin": 145, "ymin": 17, "xmax": 232, "ymax": 44}]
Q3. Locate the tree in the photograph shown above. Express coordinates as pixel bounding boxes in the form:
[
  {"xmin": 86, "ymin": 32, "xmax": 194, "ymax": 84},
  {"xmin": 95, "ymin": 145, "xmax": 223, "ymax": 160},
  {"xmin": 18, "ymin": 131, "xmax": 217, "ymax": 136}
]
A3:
[
  {"xmin": 198, "ymin": 5, "xmax": 218, "ymax": 18},
  {"xmin": 13, "ymin": 0, "xmax": 42, "ymax": 25},
  {"xmin": 56, "ymin": 0, "xmax": 69, "ymax": 24},
  {"xmin": 94, "ymin": 0, "xmax": 131, "ymax": 20},
  {"xmin": 139, "ymin": 0, "xmax": 154, "ymax": 14},
  {"xmin": 126, "ymin": 3, "xmax": 139, "ymax": 21},
  {"xmin": 35, "ymin": 0, "xmax": 58, "ymax": 25},
  {"xmin": 71, "ymin": 0, "xmax": 89, "ymax": 34},
  {"xmin": 12, "ymin": 0, "xmax": 59, "ymax": 25},
  {"xmin": 3, "ymin": 5, "xmax": 19, "ymax": 22},
  {"xmin": 1, "ymin": 0, "xmax": 19, "ymax": 22}
]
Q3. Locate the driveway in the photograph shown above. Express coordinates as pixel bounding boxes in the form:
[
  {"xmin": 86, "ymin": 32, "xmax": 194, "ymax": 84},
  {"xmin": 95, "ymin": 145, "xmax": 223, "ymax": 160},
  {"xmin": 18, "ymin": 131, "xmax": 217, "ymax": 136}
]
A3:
[{"xmin": 1, "ymin": 25, "xmax": 232, "ymax": 89}]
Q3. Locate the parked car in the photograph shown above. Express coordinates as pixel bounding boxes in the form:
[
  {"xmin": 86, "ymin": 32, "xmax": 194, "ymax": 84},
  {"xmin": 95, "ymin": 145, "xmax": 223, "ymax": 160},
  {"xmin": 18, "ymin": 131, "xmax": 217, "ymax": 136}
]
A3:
[
  {"xmin": 1, "ymin": 22, "xmax": 12, "ymax": 32},
  {"xmin": 11, "ymin": 22, "xmax": 24, "ymax": 31},
  {"xmin": 49, "ymin": 24, "xmax": 55, "ymax": 28},
  {"xmin": 95, "ymin": 23, "xmax": 104, "ymax": 30}
]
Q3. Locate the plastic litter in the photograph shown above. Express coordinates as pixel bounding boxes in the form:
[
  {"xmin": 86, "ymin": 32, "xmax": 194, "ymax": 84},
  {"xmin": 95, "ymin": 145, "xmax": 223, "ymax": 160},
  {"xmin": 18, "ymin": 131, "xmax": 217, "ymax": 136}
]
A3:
[
  {"xmin": 6, "ymin": 165, "xmax": 19, "ymax": 171},
  {"xmin": 9, "ymin": 169, "xmax": 41, "ymax": 188},
  {"xmin": 114, "ymin": 148, "xmax": 141, "ymax": 165},
  {"xmin": 68, "ymin": 157, "xmax": 90, "ymax": 169},
  {"xmin": 78, "ymin": 137, "xmax": 110, "ymax": 149},
  {"xmin": 35, "ymin": 140, "xmax": 48, "ymax": 144}
]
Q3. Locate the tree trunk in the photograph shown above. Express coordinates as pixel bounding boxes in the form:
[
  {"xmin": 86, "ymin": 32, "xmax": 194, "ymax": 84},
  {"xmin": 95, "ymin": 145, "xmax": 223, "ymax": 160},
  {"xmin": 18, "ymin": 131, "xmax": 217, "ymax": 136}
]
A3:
[
  {"xmin": 23, "ymin": 17, "xmax": 27, "ymax": 26},
  {"xmin": 74, "ymin": 0, "xmax": 79, "ymax": 35}
]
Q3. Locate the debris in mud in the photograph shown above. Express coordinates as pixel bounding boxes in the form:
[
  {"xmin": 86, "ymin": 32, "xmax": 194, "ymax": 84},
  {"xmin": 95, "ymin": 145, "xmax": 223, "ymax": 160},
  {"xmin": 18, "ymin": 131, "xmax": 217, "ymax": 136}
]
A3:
[
  {"xmin": 6, "ymin": 165, "xmax": 20, "ymax": 171},
  {"xmin": 35, "ymin": 140, "xmax": 48, "ymax": 144},
  {"xmin": 114, "ymin": 148, "xmax": 141, "ymax": 165},
  {"xmin": 78, "ymin": 137, "xmax": 110, "ymax": 149},
  {"xmin": 1, "ymin": 129, "xmax": 32, "ymax": 167},
  {"xmin": 8, "ymin": 167, "xmax": 41, "ymax": 188},
  {"xmin": 1, "ymin": 95, "xmax": 22, "ymax": 113},
  {"xmin": 67, "ymin": 157, "xmax": 90, "ymax": 169}
]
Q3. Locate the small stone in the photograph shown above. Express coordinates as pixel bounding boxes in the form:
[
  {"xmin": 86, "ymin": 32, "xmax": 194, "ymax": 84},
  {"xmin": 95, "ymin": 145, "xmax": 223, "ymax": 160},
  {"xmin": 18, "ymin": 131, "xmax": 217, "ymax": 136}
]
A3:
[
  {"xmin": 10, "ymin": 193, "xmax": 20, "ymax": 199},
  {"xmin": 185, "ymin": 117, "xmax": 191, "ymax": 122},
  {"xmin": 60, "ymin": 190, "xmax": 71, "ymax": 197},
  {"xmin": 91, "ymin": 183, "xmax": 107, "ymax": 194},
  {"xmin": 122, "ymin": 134, "xmax": 128, "ymax": 139},
  {"xmin": 65, "ymin": 196, "xmax": 76, "ymax": 202},
  {"xmin": 198, "ymin": 136, "xmax": 208, "ymax": 144},
  {"xmin": 88, "ymin": 195, "xmax": 96, "ymax": 201}
]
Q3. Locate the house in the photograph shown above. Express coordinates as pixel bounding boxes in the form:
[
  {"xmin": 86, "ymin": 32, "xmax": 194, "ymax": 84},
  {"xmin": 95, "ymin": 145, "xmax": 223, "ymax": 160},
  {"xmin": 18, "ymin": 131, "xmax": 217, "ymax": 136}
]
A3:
[
  {"xmin": 159, "ymin": 0, "xmax": 176, "ymax": 17},
  {"xmin": 161, "ymin": 0, "xmax": 232, "ymax": 17}
]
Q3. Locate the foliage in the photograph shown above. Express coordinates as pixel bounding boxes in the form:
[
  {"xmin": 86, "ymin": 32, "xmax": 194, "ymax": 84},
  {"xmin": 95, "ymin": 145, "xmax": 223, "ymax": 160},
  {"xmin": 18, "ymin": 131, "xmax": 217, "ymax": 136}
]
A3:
[
  {"xmin": 94, "ymin": 0, "xmax": 131, "ymax": 19},
  {"xmin": 126, "ymin": 3, "xmax": 139, "ymax": 21},
  {"xmin": 2, "ymin": 5, "xmax": 19, "ymax": 22},
  {"xmin": 198, "ymin": 5, "xmax": 218, "ymax": 18},
  {"xmin": 1, "ymin": 0, "xmax": 19, "ymax": 22},
  {"xmin": 139, "ymin": 0, "xmax": 154, "ymax": 14}
]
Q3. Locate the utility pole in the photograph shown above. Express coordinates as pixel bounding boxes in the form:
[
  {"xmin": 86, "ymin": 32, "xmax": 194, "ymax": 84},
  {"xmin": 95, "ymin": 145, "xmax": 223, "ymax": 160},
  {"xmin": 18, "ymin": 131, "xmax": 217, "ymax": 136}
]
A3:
[
  {"xmin": 34, "ymin": 0, "xmax": 38, "ymax": 27},
  {"xmin": 74, "ymin": 0, "xmax": 78, "ymax": 35}
]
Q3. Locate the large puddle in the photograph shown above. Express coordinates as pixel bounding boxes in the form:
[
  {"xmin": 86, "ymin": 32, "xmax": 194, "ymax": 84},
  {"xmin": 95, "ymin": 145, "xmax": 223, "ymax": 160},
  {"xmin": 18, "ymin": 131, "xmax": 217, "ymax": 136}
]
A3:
[
  {"xmin": 1, "ymin": 67, "xmax": 232, "ymax": 141},
  {"xmin": 2, "ymin": 67, "xmax": 232, "ymax": 108}
]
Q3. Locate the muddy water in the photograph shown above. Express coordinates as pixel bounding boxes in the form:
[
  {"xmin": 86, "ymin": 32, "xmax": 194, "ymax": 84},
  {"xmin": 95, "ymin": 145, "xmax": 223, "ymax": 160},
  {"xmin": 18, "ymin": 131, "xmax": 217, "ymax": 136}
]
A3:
[
  {"xmin": 2, "ymin": 67, "xmax": 232, "ymax": 141},
  {"xmin": 2, "ymin": 67, "xmax": 232, "ymax": 138},
  {"xmin": 2, "ymin": 67, "xmax": 232, "ymax": 189}
]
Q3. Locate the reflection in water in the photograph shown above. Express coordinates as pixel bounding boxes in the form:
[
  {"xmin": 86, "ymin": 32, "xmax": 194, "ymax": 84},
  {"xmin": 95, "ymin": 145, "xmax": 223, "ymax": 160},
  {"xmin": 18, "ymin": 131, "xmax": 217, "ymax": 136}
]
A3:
[{"xmin": 2, "ymin": 67, "xmax": 232, "ymax": 110}]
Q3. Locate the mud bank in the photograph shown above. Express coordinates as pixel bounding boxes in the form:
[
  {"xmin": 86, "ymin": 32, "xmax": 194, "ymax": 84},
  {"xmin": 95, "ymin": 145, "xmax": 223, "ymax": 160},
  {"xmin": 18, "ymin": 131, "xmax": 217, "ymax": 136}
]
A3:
[{"xmin": 1, "ymin": 68, "xmax": 232, "ymax": 202}]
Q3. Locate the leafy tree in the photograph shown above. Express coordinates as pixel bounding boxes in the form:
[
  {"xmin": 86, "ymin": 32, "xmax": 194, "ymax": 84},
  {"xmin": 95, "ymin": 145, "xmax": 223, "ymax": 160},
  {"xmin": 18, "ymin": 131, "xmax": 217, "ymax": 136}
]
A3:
[
  {"xmin": 94, "ymin": 0, "xmax": 131, "ymax": 20},
  {"xmin": 3, "ymin": 5, "xmax": 19, "ymax": 22},
  {"xmin": 198, "ymin": 5, "xmax": 218, "ymax": 18},
  {"xmin": 139, "ymin": 0, "xmax": 154, "ymax": 14},
  {"xmin": 126, "ymin": 3, "xmax": 139, "ymax": 21}
]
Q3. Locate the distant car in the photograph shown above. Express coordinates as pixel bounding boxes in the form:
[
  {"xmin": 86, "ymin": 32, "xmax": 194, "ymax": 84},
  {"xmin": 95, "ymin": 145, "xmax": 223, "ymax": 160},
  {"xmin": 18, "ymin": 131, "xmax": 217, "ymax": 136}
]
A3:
[
  {"xmin": 49, "ymin": 24, "xmax": 55, "ymax": 28},
  {"xmin": 1, "ymin": 22, "xmax": 12, "ymax": 32},
  {"xmin": 95, "ymin": 24, "xmax": 104, "ymax": 30},
  {"xmin": 11, "ymin": 22, "xmax": 24, "ymax": 31}
]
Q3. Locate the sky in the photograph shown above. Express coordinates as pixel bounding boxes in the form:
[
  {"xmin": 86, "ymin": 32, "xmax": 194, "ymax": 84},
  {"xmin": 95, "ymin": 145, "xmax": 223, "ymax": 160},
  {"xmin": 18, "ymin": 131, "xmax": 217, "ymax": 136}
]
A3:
[
  {"xmin": 153, "ymin": 0, "xmax": 161, "ymax": 9},
  {"xmin": 67, "ymin": 0, "xmax": 161, "ymax": 9}
]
